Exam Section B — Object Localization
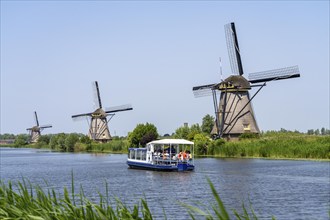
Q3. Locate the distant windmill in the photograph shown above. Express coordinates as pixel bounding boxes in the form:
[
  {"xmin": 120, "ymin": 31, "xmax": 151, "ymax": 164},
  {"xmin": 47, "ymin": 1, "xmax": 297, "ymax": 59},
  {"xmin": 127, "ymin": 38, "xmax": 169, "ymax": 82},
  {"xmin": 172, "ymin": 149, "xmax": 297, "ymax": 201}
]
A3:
[
  {"xmin": 26, "ymin": 111, "xmax": 52, "ymax": 143},
  {"xmin": 193, "ymin": 22, "xmax": 300, "ymax": 140},
  {"xmin": 72, "ymin": 81, "xmax": 133, "ymax": 142}
]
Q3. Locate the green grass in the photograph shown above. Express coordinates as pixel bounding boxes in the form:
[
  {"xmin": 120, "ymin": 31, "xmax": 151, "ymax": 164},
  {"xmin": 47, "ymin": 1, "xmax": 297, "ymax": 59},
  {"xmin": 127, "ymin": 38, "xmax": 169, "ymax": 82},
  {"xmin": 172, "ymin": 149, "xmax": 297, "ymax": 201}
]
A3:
[
  {"xmin": 0, "ymin": 177, "xmax": 264, "ymax": 220},
  {"xmin": 213, "ymin": 134, "xmax": 330, "ymax": 160},
  {"xmin": 4, "ymin": 132, "xmax": 329, "ymax": 160}
]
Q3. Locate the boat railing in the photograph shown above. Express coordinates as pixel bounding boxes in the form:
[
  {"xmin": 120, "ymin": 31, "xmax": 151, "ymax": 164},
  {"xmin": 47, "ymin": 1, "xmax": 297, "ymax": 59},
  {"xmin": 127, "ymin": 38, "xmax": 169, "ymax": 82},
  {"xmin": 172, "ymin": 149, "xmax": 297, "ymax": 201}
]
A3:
[{"xmin": 152, "ymin": 155, "xmax": 192, "ymax": 165}]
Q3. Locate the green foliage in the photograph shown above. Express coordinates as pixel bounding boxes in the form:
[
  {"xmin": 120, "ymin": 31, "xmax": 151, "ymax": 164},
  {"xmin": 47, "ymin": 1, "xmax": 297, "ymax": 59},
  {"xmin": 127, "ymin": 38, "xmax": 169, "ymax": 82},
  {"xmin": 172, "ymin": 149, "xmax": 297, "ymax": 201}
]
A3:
[
  {"xmin": 201, "ymin": 114, "xmax": 215, "ymax": 135},
  {"xmin": 48, "ymin": 133, "xmax": 84, "ymax": 152},
  {"xmin": 187, "ymin": 124, "xmax": 202, "ymax": 140},
  {"xmin": 239, "ymin": 133, "xmax": 260, "ymax": 140},
  {"xmin": 215, "ymin": 134, "xmax": 330, "ymax": 159},
  {"xmin": 80, "ymin": 135, "xmax": 92, "ymax": 151},
  {"xmin": 0, "ymin": 177, "xmax": 263, "ymax": 220},
  {"xmin": 209, "ymin": 138, "xmax": 225, "ymax": 155},
  {"xmin": 174, "ymin": 125, "xmax": 190, "ymax": 140},
  {"xmin": 194, "ymin": 133, "xmax": 211, "ymax": 155},
  {"xmin": 91, "ymin": 139, "xmax": 128, "ymax": 153},
  {"xmin": 14, "ymin": 134, "xmax": 29, "ymax": 147},
  {"xmin": 0, "ymin": 133, "xmax": 16, "ymax": 140},
  {"xmin": 0, "ymin": 178, "xmax": 153, "ymax": 220},
  {"xmin": 57, "ymin": 133, "xmax": 67, "ymax": 152},
  {"xmin": 128, "ymin": 123, "xmax": 158, "ymax": 148},
  {"xmin": 65, "ymin": 133, "xmax": 80, "ymax": 152},
  {"xmin": 38, "ymin": 135, "xmax": 51, "ymax": 145},
  {"xmin": 174, "ymin": 124, "xmax": 202, "ymax": 141}
]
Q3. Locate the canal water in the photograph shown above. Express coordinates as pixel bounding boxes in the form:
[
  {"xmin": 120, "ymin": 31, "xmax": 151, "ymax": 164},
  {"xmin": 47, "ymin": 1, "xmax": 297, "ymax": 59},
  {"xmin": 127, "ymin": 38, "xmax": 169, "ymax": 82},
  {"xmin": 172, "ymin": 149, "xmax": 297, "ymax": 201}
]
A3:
[{"xmin": 0, "ymin": 147, "xmax": 329, "ymax": 220}]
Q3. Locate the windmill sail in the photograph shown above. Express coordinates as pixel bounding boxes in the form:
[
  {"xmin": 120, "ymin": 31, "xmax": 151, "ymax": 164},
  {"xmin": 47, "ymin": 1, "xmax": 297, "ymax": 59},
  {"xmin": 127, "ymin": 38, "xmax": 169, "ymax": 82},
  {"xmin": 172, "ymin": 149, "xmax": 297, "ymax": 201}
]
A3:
[
  {"xmin": 225, "ymin": 22, "xmax": 244, "ymax": 76},
  {"xmin": 93, "ymin": 81, "xmax": 103, "ymax": 109},
  {"xmin": 34, "ymin": 111, "xmax": 39, "ymax": 127},
  {"xmin": 105, "ymin": 104, "xmax": 133, "ymax": 113},
  {"xmin": 192, "ymin": 83, "xmax": 217, "ymax": 98},
  {"xmin": 248, "ymin": 66, "xmax": 300, "ymax": 83}
]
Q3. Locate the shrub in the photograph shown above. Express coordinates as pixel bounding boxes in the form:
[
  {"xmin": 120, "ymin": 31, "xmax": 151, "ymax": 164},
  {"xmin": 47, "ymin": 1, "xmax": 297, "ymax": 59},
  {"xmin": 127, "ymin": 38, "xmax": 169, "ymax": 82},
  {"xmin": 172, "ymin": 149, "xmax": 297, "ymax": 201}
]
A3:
[{"xmin": 194, "ymin": 133, "xmax": 211, "ymax": 155}]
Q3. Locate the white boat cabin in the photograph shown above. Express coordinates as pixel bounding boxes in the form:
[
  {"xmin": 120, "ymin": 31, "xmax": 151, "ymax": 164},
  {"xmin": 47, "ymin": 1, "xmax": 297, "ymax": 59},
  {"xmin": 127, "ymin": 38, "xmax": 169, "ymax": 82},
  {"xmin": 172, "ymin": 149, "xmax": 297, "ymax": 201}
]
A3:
[{"xmin": 128, "ymin": 139, "xmax": 194, "ymax": 169}]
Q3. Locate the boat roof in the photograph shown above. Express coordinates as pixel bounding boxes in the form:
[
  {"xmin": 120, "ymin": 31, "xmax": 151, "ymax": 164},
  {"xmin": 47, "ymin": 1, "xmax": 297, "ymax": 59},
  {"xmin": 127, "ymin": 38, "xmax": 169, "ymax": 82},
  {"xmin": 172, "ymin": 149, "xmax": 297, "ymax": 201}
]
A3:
[{"xmin": 148, "ymin": 139, "xmax": 194, "ymax": 145}]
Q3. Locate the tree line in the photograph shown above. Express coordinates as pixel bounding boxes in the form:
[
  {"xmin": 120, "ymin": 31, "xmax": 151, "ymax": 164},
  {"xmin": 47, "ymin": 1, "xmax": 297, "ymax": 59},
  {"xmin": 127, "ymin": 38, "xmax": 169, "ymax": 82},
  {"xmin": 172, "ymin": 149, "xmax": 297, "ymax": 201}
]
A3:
[{"xmin": 1, "ymin": 114, "xmax": 329, "ymax": 159}]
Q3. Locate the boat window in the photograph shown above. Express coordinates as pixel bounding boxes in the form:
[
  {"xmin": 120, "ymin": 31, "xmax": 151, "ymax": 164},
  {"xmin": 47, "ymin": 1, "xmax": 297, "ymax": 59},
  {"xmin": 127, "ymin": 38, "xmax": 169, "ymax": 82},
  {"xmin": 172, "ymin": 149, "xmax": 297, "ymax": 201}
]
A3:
[
  {"xmin": 142, "ymin": 150, "xmax": 146, "ymax": 161},
  {"xmin": 136, "ymin": 150, "xmax": 141, "ymax": 160},
  {"xmin": 130, "ymin": 150, "xmax": 135, "ymax": 159}
]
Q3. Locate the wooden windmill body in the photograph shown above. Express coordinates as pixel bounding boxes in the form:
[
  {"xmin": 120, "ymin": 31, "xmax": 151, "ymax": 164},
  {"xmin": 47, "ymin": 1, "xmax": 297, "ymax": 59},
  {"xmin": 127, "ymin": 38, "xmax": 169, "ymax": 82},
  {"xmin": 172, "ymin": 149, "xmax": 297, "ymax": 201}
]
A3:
[
  {"xmin": 72, "ymin": 81, "xmax": 133, "ymax": 142},
  {"xmin": 88, "ymin": 108, "xmax": 111, "ymax": 141},
  {"xmin": 193, "ymin": 23, "xmax": 300, "ymax": 140},
  {"xmin": 211, "ymin": 75, "xmax": 260, "ymax": 139},
  {"xmin": 26, "ymin": 111, "xmax": 52, "ymax": 143}
]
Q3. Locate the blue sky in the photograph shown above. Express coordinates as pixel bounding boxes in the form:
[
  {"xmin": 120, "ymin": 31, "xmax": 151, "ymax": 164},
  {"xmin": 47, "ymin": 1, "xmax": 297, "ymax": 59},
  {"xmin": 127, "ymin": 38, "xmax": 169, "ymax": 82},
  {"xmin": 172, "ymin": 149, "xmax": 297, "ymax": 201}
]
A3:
[{"xmin": 1, "ymin": 1, "xmax": 329, "ymax": 136}]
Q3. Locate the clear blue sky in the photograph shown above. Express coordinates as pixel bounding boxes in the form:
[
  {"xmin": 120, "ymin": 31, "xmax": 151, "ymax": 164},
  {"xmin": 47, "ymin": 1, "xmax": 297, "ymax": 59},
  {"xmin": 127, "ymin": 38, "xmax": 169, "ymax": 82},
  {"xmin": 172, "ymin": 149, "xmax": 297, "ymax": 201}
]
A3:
[{"xmin": 1, "ymin": 1, "xmax": 329, "ymax": 136}]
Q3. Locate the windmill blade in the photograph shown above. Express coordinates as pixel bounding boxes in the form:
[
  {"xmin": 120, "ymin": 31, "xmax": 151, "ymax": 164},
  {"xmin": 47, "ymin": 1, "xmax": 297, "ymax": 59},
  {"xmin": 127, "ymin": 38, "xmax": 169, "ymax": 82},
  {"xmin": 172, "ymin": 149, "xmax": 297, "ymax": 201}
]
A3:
[
  {"xmin": 39, "ymin": 124, "xmax": 52, "ymax": 129},
  {"xmin": 72, "ymin": 112, "xmax": 93, "ymax": 118},
  {"xmin": 26, "ymin": 127, "xmax": 33, "ymax": 131},
  {"xmin": 225, "ymin": 22, "xmax": 244, "ymax": 76},
  {"xmin": 192, "ymin": 83, "xmax": 218, "ymax": 98},
  {"xmin": 105, "ymin": 104, "xmax": 133, "ymax": 113},
  {"xmin": 34, "ymin": 111, "xmax": 39, "ymax": 126},
  {"xmin": 248, "ymin": 66, "xmax": 300, "ymax": 84},
  {"xmin": 93, "ymin": 81, "xmax": 103, "ymax": 109}
]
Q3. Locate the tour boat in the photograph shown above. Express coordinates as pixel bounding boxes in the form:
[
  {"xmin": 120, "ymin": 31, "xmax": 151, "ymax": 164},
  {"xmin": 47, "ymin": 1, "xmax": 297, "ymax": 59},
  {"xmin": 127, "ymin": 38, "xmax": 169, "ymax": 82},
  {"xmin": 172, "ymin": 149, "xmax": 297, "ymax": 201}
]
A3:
[{"xmin": 127, "ymin": 139, "xmax": 195, "ymax": 171}]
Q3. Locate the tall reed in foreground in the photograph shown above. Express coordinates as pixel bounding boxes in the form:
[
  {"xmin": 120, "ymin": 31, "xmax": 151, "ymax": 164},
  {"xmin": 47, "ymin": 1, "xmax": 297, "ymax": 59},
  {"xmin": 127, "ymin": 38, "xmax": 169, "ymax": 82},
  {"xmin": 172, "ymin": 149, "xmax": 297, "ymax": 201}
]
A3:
[{"xmin": 0, "ymin": 177, "xmax": 265, "ymax": 220}]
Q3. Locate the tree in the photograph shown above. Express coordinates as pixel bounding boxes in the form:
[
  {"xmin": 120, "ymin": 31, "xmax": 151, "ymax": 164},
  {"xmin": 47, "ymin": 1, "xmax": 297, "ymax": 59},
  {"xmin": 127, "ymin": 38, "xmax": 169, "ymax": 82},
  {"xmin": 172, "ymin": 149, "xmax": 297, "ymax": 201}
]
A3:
[
  {"xmin": 194, "ymin": 133, "xmax": 210, "ymax": 155},
  {"xmin": 321, "ymin": 127, "xmax": 326, "ymax": 135},
  {"xmin": 315, "ymin": 129, "xmax": 320, "ymax": 135},
  {"xmin": 202, "ymin": 114, "xmax": 215, "ymax": 134},
  {"xmin": 0, "ymin": 133, "xmax": 15, "ymax": 140},
  {"xmin": 56, "ymin": 133, "xmax": 67, "ymax": 151},
  {"xmin": 174, "ymin": 126, "xmax": 190, "ymax": 140},
  {"xmin": 14, "ymin": 134, "xmax": 29, "ymax": 147},
  {"xmin": 38, "ymin": 135, "xmax": 51, "ymax": 145},
  {"xmin": 307, "ymin": 129, "xmax": 314, "ymax": 135},
  {"xmin": 65, "ymin": 133, "xmax": 79, "ymax": 152},
  {"xmin": 128, "ymin": 123, "xmax": 159, "ymax": 148},
  {"xmin": 187, "ymin": 124, "xmax": 202, "ymax": 140}
]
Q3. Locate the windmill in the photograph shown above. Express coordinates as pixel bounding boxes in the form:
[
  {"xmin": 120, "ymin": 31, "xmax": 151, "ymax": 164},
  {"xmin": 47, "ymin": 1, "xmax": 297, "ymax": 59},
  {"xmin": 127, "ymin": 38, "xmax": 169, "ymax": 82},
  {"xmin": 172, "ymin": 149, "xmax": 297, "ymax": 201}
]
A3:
[
  {"xmin": 26, "ymin": 111, "xmax": 52, "ymax": 143},
  {"xmin": 72, "ymin": 81, "xmax": 133, "ymax": 142},
  {"xmin": 193, "ymin": 22, "xmax": 300, "ymax": 140}
]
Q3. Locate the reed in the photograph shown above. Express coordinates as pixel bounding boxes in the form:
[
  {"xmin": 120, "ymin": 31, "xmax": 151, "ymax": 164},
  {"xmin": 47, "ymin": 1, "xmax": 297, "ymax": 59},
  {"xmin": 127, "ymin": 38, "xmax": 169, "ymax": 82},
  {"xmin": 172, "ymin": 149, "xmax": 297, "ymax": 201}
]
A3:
[
  {"xmin": 0, "ymin": 177, "xmax": 263, "ymax": 220},
  {"xmin": 213, "ymin": 134, "xmax": 330, "ymax": 159}
]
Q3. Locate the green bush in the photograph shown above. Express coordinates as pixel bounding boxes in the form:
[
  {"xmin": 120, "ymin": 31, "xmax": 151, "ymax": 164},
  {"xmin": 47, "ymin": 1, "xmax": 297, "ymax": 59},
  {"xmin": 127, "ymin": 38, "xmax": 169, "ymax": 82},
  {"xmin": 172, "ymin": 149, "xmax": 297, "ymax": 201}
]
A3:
[
  {"xmin": 194, "ymin": 133, "xmax": 210, "ymax": 155},
  {"xmin": 14, "ymin": 134, "xmax": 29, "ymax": 147},
  {"xmin": 239, "ymin": 133, "xmax": 260, "ymax": 140}
]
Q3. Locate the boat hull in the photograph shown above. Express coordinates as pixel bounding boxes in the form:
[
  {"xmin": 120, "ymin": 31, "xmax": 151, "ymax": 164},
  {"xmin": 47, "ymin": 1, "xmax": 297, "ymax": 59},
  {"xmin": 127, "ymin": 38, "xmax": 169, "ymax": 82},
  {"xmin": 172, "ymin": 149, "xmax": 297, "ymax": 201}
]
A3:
[{"xmin": 127, "ymin": 160, "xmax": 194, "ymax": 172}]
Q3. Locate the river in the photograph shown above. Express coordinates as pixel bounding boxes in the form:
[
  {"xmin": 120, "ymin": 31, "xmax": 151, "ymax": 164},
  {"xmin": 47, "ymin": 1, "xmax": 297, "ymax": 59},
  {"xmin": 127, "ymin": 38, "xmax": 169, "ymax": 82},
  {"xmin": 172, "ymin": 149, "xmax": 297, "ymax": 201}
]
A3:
[{"xmin": 0, "ymin": 147, "xmax": 329, "ymax": 220}]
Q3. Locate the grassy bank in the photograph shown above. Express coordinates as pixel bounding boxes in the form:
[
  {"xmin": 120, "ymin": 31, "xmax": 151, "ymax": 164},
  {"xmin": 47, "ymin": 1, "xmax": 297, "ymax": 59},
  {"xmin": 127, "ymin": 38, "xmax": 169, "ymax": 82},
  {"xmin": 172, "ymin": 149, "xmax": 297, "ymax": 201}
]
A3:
[
  {"xmin": 0, "ymin": 139, "xmax": 129, "ymax": 154},
  {"xmin": 211, "ymin": 134, "xmax": 330, "ymax": 160},
  {"xmin": 2, "ymin": 132, "xmax": 329, "ymax": 160},
  {"xmin": 0, "ymin": 178, "xmax": 263, "ymax": 220}
]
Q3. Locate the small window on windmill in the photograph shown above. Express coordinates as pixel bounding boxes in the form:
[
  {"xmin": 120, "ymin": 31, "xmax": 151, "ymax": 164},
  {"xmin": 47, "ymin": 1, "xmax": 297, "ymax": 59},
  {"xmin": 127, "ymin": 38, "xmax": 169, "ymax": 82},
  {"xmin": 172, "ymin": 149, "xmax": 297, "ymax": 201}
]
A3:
[{"xmin": 243, "ymin": 124, "xmax": 250, "ymax": 131}]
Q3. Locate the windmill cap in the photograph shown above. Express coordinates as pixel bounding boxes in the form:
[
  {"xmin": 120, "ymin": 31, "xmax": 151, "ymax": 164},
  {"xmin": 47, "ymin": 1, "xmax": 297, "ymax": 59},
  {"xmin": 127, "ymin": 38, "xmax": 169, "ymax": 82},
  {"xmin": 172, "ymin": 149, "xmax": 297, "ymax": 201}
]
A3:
[{"xmin": 216, "ymin": 75, "xmax": 251, "ymax": 90}]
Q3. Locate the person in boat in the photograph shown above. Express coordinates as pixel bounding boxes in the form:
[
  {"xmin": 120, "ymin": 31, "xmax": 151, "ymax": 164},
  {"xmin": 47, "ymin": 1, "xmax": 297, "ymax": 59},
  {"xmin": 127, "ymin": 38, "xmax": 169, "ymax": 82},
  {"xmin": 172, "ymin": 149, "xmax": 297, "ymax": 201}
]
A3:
[
  {"xmin": 183, "ymin": 151, "xmax": 188, "ymax": 161},
  {"xmin": 177, "ymin": 152, "xmax": 182, "ymax": 161},
  {"xmin": 188, "ymin": 151, "xmax": 192, "ymax": 160}
]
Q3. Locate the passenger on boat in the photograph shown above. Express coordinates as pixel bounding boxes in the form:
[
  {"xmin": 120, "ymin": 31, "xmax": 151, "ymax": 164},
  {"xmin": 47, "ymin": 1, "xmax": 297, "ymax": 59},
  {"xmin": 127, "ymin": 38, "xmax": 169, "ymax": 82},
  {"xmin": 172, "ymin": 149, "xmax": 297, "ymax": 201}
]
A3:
[
  {"xmin": 178, "ymin": 152, "xmax": 182, "ymax": 161},
  {"xmin": 183, "ymin": 151, "xmax": 187, "ymax": 160}
]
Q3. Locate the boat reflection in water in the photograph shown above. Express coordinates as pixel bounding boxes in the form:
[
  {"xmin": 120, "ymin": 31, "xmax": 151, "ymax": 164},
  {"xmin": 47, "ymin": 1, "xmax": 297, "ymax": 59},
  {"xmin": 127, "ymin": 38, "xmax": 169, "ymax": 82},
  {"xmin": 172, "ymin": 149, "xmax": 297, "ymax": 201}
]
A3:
[{"xmin": 127, "ymin": 139, "xmax": 194, "ymax": 171}]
